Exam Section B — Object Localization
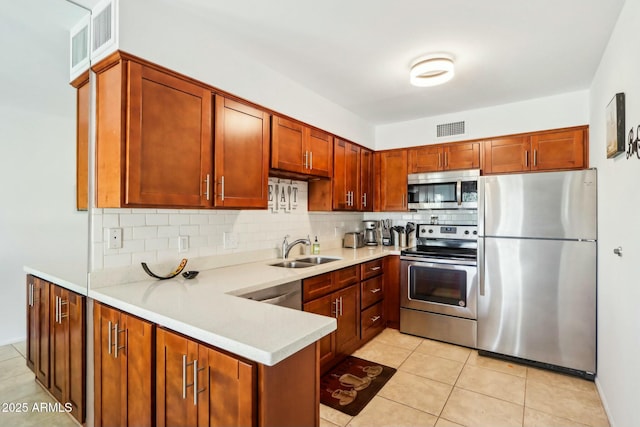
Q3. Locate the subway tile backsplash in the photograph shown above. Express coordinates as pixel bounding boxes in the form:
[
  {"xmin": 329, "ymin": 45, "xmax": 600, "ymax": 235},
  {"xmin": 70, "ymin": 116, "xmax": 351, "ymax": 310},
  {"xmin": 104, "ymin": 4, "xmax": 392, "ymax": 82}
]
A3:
[{"xmin": 91, "ymin": 179, "xmax": 478, "ymax": 271}]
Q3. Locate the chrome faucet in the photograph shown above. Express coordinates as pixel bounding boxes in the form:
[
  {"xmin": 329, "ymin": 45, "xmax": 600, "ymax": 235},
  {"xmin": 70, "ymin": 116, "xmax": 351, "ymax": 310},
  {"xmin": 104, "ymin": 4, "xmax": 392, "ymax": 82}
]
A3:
[{"xmin": 281, "ymin": 235, "xmax": 311, "ymax": 258}]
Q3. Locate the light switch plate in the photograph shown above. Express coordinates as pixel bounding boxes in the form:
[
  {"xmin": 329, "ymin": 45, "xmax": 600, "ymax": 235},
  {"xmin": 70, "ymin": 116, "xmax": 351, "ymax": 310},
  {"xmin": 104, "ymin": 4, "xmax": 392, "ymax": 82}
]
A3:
[
  {"xmin": 178, "ymin": 236, "xmax": 189, "ymax": 253},
  {"xmin": 224, "ymin": 232, "xmax": 238, "ymax": 249}
]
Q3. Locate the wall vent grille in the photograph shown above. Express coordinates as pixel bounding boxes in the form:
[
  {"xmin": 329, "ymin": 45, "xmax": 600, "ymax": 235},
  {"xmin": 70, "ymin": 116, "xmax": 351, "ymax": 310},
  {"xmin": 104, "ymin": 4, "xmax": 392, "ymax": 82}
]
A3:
[
  {"xmin": 437, "ymin": 121, "xmax": 466, "ymax": 138},
  {"xmin": 92, "ymin": 3, "xmax": 112, "ymax": 52},
  {"xmin": 71, "ymin": 26, "xmax": 89, "ymax": 68}
]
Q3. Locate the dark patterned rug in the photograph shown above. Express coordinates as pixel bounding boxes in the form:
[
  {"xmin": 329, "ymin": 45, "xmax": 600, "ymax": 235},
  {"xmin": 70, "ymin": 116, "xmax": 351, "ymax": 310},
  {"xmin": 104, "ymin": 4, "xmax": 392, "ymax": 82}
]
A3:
[{"xmin": 320, "ymin": 356, "xmax": 396, "ymax": 416}]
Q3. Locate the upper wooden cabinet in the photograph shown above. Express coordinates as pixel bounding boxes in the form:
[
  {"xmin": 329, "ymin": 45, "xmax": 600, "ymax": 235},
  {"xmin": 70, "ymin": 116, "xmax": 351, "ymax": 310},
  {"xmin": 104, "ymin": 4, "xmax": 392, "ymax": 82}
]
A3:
[
  {"xmin": 270, "ymin": 115, "xmax": 333, "ymax": 178},
  {"xmin": 95, "ymin": 55, "xmax": 213, "ymax": 208},
  {"xmin": 359, "ymin": 148, "xmax": 374, "ymax": 211},
  {"xmin": 213, "ymin": 96, "xmax": 270, "ymax": 208},
  {"xmin": 333, "ymin": 138, "xmax": 360, "ymax": 210},
  {"xmin": 408, "ymin": 142, "xmax": 480, "ymax": 173},
  {"xmin": 483, "ymin": 126, "xmax": 587, "ymax": 174},
  {"xmin": 376, "ymin": 149, "xmax": 408, "ymax": 211},
  {"xmin": 72, "ymin": 72, "xmax": 89, "ymax": 211}
]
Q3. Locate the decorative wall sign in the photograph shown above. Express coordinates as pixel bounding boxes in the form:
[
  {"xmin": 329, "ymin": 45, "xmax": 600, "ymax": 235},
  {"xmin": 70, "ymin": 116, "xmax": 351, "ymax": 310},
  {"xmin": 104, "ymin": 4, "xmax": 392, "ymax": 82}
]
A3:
[
  {"xmin": 268, "ymin": 178, "xmax": 300, "ymax": 213},
  {"xmin": 606, "ymin": 92, "xmax": 625, "ymax": 159},
  {"xmin": 626, "ymin": 125, "xmax": 640, "ymax": 159}
]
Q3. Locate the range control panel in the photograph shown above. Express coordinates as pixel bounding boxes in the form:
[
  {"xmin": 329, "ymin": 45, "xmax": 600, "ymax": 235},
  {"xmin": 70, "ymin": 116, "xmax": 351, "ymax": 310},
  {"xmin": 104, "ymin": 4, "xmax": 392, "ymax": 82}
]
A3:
[{"xmin": 417, "ymin": 224, "xmax": 478, "ymax": 240}]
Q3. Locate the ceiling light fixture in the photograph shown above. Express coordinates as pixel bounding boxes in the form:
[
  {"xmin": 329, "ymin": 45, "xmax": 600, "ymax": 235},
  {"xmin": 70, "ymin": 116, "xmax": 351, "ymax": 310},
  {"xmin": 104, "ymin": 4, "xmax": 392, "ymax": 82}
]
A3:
[{"xmin": 410, "ymin": 55, "xmax": 455, "ymax": 87}]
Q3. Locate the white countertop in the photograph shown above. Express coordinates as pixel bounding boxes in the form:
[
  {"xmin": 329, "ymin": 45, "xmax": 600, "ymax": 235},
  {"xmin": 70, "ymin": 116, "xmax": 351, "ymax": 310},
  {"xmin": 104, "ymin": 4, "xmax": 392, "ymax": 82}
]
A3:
[
  {"xmin": 90, "ymin": 246, "xmax": 400, "ymax": 366},
  {"xmin": 24, "ymin": 264, "xmax": 88, "ymax": 296}
]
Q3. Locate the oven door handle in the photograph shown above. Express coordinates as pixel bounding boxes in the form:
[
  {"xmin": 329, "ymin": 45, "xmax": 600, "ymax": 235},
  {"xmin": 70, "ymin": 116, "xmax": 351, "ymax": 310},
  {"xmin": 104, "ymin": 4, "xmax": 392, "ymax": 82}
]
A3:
[
  {"xmin": 456, "ymin": 179, "xmax": 462, "ymax": 205},
  {"xmin": 478, "ymin": 238, "xmax": 485, "ymax": 296}
]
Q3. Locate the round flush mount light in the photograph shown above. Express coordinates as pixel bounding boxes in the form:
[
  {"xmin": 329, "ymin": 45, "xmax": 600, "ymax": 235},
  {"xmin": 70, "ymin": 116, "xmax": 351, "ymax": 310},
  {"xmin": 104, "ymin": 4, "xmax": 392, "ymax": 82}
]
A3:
[{"xmin": 410, "ymin": 55, "xmax": 455, "ymax": 87}]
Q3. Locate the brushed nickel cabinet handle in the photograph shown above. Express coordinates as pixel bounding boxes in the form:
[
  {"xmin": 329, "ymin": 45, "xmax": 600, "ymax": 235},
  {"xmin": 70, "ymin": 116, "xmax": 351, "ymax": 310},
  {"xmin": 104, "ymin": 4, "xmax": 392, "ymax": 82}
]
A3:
[
  {"xmin": 193, "ymin": 359, "xmax": 198, "ymax": 405},
  {"xmin": 371, "ymin": 315, "xmax": 381, "ymax": 323},
  {"xmin": 370, "ymin": 288, "xmax": 381, "ymax": 293},
  {"xmin": 59, "ymin": 299, "xmax": 68, "ymax": 322},
  {"xmin": 204, "ymin": 174, "xmax": 210, "ymax": 201},
  {"xmin": 309, "ymin": 151, "xmax": 313, "ymax": 170},
  {"xmin": 107, "ymin": 321, "xmax": 112, "ymax": 355},
  {"xmin": 303, "ymin": 151, "xmax": 308, "ymax": 169},
  {"xmin": 114, "ymin": 325, "xmax": 125, "ymax": 358},
  {"xmin": 533, "ymin": 149, "xmax": 538, "ymax": 166},
  {"xmin": 182, "ymin": 355, "xmax": 195, "ymax": 400},
  {"xmin": 114, "ymin": 322, "xmax": 119, "ymax": 358},
  {"xmin": 362, "ymin": 193, "xmax": 367, "ymax": 207},
  {"xmin": 438, "ymin": 153, "xmax": 442, "ymax": 168},
  {"xmin": 370, "ymin": 266, "xmax": 381, "ymax": 271},
  {"xmin": 220, "ymin": 176, "xmax": 225, "ymax": 201}
]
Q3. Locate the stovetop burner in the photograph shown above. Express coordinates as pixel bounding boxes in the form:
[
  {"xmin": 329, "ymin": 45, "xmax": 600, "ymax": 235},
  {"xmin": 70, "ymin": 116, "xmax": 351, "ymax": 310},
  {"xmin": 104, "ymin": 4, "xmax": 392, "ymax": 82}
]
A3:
[{"xmin": 401, "ymin": 224, "xmax": 478, "ymax": 263}]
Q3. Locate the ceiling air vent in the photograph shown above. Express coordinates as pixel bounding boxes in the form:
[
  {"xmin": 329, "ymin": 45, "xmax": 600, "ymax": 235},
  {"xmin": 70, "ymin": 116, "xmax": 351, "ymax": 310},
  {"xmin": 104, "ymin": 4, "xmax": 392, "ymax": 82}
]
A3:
[
  {"xmin": 69, "ymin": 15, "xmax": 90, "ymax": 82},
  {"xmin": 91, "ymin": 0, "xmax": 118, "ymax": 62},
  {"xmin": 437, "ymin": 121, "xmax": 466, "ymax": 138}
]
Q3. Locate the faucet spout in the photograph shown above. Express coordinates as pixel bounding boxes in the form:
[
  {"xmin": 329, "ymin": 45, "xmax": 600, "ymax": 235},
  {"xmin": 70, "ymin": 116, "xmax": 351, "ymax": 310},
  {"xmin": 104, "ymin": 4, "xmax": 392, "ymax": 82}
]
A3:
[{"xmin": 282, "ymin": 235, "xmax": 311, "ymax": 258}]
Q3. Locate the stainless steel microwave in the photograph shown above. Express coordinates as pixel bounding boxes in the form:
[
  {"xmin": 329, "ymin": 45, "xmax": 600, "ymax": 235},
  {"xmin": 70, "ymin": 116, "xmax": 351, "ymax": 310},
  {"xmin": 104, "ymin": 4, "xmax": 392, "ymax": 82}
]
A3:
[{"xmin": 407, "ymin": 169, "xmax": 479, "ymax": 210}]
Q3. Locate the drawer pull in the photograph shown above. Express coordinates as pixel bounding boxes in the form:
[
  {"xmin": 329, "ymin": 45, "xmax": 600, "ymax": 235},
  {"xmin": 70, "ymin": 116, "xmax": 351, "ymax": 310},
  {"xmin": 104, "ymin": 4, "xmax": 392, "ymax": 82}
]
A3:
[
  {"xmin": 369, "ymin": 288, "xmax": 381, "ymax": 293},
  {"xmin": 369, "ymin": 266, "xmax": 381, "ymax": 271},
  {"xmin": 370, "ymin": 315, "xmax": 381, "ymax": 323}
]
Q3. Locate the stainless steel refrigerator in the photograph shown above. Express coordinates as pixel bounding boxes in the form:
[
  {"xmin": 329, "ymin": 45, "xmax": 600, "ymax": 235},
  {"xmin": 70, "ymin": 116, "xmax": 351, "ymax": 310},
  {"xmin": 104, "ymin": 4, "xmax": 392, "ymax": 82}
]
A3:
[{"xmin": 478, "ymin": 169, "xmax": 597, "ymax": 378}]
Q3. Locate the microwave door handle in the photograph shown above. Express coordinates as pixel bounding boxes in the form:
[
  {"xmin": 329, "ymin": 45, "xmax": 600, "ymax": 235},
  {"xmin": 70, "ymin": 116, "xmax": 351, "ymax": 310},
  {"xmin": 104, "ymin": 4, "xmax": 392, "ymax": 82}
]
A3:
[{"xmin": 456, "ymin": 180, "xmax": 462, "ymax": 205}]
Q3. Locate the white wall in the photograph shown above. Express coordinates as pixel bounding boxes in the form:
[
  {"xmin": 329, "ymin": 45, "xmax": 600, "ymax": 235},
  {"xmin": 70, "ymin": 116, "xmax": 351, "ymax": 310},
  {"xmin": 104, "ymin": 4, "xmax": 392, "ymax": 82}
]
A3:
[
  {"xmin": 588, "ymin": 0, "xmax": 640, "ymax": 425},
  {"xmin": 117, "ymin": 0, "xmax": 375, "ymax": 148},
  {"xmin": 0, "ymin": 2, "xmax": 88, "ymax": 345},
  {"xmin": 375, "ymin": 90, "xmax": 589, "ymax": 150}
]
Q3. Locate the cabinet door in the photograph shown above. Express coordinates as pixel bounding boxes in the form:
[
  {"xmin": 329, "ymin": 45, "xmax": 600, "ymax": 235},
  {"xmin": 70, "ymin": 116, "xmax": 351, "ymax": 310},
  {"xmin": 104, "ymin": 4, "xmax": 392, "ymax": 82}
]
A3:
[
  {"xmin": 199, "ymin": 346, "xmax": 256, "ymax": 427},
  {"xmin": 483, "ymin": 136, "xmax": 529, "ymax": 174},
  {"xmin": 123, "ymin": 312, "xmax": 154, "ymax": 427},
  {"xmin": 157, "ymin": 328, "xmax": 199, "ymax": 427},
  {"xmin": 303, "ymin": 294, "xmax": 336, "ymax": 370},
  {"xmin": 307, "ymin": 128, "xmax": 333, "ymax": 178},
  {"xmin": 408, "ymin": 145, "xmax": 443, "ymax": 173},
  {"xmin": 360, "ymin": 148, "xmax": 373, "ymax": 211},
  {"xmin": 26, "ymin": 276, "xmax": 37, "ymax": 373},
  {"xmin": 50, "ymin": 286, "xmax": 67, "ymax": 404},
  {"xmin": 333, "ymin": 265, "xmax": 360, "ymax": 291},
  {"xmin": 271, "ymin": 116, "xmax": 305, "ymax": 174},
  {"xmin": 346, "ymin": 142, "xmax": 361, "ymax": 211},
  {"xmin": 335, "ymin": 285, "xmax": 360, "ymax": 357},
  {"xmin": 303, "ymin": 272, "xmax": 333, "ymax": 302},
  {"xmin": 76, "ymin": 79, "xmax": 89, "ymax": 210},
  {"xmin": 332, "ymin": 139, "xmax": 348, "ymax": 210},
  {"xmin": 384, "ymin": 255, "xmax": 401, "ymax": 329},
  {"xmin": 378, "ymin": 150, "xmax": 408, "ymax": 211},
  {"xmin": 214, "ymin": 96, "xmax": 270, "ymax": 208},
  {"xmin": 361, "ymin": 275, "xmax": 384, "ymax": 310},
  {"xmin": 445, "ymin": 142, "xmax": 480, "ymax": 170},
  {"xmin": 94, "ymin": 303, "xmax": 124, "ymax": 427},
  {"xmin": 531, "ymin": 129, "xmax": 586, "ymax": 171},
  {"xmin": 34, "ymin": 277, "xmax": 50, "ymax": 387},
  {"xmin": 361, "ymin": 301, "xmax": 384, "ymax": 342},
  {"xmin": 67, "ymin": 291, "xmax": 85, "ymax": 423},
  {"xmin": 361, "ymin": 258, "xmax": 383, "ymax": 281},
  {"xmin": 126, "ymin": 62, "xmax": 212, "ymax": 207}
]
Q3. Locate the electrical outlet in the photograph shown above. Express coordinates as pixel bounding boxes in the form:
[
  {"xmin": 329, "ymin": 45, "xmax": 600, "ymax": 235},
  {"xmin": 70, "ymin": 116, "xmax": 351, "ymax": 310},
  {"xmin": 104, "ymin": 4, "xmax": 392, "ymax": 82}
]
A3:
[
  {"xmin": 178, "ymin": 236, "xmax": 189, "ymax": 253},
  {"xmin": 224, "ymin": 232, "xmax": 239, "ymax": 249},
  {"xmin": 108, "ymin": 228, "xmax": 122, "ymax": 249}
]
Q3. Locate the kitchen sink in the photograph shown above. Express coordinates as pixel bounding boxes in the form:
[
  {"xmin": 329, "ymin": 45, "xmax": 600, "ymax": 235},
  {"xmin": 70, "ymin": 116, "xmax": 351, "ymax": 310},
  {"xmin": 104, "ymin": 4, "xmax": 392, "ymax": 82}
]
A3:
[
  {"xmin": 270, "ymin": 261, "xmax": 314, "ymax": 268},
  {"xmin": 269, "ymin": 256, "xmax": 342, "ymax": 268},
  {"xmin": 295, "ymin": 256, "xmax": 342, "ymax": 265}
]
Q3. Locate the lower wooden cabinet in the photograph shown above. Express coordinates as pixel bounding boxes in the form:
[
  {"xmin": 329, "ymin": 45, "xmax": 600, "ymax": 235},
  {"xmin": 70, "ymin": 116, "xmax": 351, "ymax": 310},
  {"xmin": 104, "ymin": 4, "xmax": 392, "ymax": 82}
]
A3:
[
  {"xmin": 360, "ymin": 259, "xmax": 385, "ymax": 344},
  {"xmin": 384, "ymin": 255, "xmax": 401, "ymax": 330},
  {"xmin": 26, "ymin": 275, "xmax": 85, "ymax": 424},
  {"xmin": 94, "ymin": 302, "xmax": 154, "ymax": 427},
  {"xmin": 156, "ymin": 327, "xmax": 256, "ymax": 427}
]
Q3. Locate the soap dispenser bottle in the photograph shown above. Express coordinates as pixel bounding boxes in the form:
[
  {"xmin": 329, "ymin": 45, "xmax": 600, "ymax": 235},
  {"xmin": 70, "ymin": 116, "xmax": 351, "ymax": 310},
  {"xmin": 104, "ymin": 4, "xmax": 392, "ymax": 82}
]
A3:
[{"xmin": 312, "ymin": 236, "xmax": 320, "ymax": 255}]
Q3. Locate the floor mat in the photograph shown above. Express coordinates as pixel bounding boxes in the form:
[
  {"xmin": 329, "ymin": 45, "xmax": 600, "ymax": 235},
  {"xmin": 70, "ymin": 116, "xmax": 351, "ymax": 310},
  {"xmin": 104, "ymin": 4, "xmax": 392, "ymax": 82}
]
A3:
[{"xmin": 320, "ymin": 356, "xmax": 396, "ymax": 416}]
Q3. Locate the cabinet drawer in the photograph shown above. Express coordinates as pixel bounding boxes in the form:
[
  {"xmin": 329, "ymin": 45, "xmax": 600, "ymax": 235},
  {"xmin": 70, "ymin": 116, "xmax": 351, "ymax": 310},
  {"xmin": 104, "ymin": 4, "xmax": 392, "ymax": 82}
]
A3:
[
  {"xmin": 361, "ymin": 301, "xmax": 384, "ymax": 342},
  {"xmin": 303, "ymin": 272, "xmax": 333, "ymax": 302},
  {"xmin": 361, "ymin": 258, "xmax": 383, "ymax": 280},
  {"xmin": 361, "ymin": 275, "xmax": 383, "ymax": 309},
  {"xmin": 332, "ymin": 265, "xmax": 360, "ymax": 291}
]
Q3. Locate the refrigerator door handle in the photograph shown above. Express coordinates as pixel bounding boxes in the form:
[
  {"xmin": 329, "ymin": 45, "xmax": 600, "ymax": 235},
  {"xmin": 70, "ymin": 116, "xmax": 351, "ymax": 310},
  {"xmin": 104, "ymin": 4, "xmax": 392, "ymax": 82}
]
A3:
[{"xmin": 478, "ymin": 238, "xmax": 485, "ymax": 296}]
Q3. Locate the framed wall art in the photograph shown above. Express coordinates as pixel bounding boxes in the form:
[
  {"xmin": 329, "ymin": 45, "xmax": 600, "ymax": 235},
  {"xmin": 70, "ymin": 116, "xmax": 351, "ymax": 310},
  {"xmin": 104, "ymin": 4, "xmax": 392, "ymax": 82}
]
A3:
[{"xmin": 606, "ymin": 92, "xmax": 625, "ymax": 159}]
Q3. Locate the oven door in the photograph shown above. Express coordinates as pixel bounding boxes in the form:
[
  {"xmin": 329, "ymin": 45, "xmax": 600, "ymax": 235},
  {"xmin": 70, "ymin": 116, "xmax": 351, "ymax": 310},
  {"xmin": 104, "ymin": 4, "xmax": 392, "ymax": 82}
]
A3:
[{"xmin": 400, "ymin": 258, "xmax": 477, "ymax": 319}]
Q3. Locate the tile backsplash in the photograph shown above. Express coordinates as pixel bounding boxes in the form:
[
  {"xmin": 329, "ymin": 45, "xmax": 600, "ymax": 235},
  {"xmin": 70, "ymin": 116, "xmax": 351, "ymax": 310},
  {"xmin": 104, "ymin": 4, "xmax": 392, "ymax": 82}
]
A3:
[{"xmin": 90, "ymin": 179, "xmax": 478, "ymax": 271}]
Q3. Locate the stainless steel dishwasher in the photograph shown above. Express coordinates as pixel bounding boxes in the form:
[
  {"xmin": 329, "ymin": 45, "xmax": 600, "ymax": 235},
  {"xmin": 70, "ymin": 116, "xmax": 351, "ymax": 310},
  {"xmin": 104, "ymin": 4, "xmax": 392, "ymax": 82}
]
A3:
[{"xmin": 237, "ymin": 280, "xmax": 301, "ymax": 310}]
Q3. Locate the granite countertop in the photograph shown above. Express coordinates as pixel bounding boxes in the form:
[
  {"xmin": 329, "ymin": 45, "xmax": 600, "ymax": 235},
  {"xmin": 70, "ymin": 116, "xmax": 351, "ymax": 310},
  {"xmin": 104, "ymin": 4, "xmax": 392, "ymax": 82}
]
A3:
[{"xmin": 29, "ymin": 246, "xmax": 401, "ymax": 366}]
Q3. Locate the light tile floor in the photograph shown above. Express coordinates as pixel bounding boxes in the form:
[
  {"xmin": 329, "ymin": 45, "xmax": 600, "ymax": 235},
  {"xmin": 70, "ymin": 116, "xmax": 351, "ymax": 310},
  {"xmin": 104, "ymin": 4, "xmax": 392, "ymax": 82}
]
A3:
[
  {"xmin": 0, "ymin": 330, "xmax": 610, "ymax": 427},
  {"xmin": 321, "ymin": 328, "xmax": 610, "ymax": 427},
  {"xmin": 0, "ymin": 342, "xmax": 78, "ymax": 427}
]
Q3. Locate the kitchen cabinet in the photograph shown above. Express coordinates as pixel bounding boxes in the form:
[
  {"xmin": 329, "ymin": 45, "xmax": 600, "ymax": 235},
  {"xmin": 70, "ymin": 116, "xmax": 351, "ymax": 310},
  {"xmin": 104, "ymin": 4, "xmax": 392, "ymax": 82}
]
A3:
[
  {"xmin": 26, "ymin": 276, "xmax": 85, "ymax": 423},
  {"xmin": 214, "ymin": 96, "xmax": 270, "ymax": 208},
  {"xmin": 94, "ymin": 53, "xmax": 213, "ymax": 208},
  {"xmin": 303, "ymin": 265, "xmax": 360, "ymax": 372},
  {"xmin": 384, "ymin": 255, "xmax": 401, "ymax": 329},
  {"xmin": 359, "ymin": 147, "xmax": 374, "ymax": 211},
  {"xmin": 50, "ymin": 285, "xmax": 85, "ymax": 423},
  {"xmin": 408, "ymin": 142, "xmax": 480, "ymax": 173},
  {"xmin": 376, "ymin": 149, "xmax": 408, "ymax": 211},
  {"xmin": 270, "ymin": 115, "xmax": 333, "ymax": 178},
  {"xmin": 332, "ymin": 138, "xmax": 360, "ymax": 210},
  {"xmin": 26, "ymin": 276, "xmax": 50, "ymax": 387},
  {"xmin": 72, "ymin": 72, "xmax": 89, "ymax": 211},
  {"xmin": 94, "ymin": 302, "xmax": 154, "ymax": 427},
  {"xmin": 156, "ymin": 328, "xmax": 255, "ymax": 427},
  {"xmin": 360, "ymin": 259, "xmax": 385, "ymax": 343},
  {"xmin": 483, "ymin": 126, "xmax": 587, "ymax": 174}
]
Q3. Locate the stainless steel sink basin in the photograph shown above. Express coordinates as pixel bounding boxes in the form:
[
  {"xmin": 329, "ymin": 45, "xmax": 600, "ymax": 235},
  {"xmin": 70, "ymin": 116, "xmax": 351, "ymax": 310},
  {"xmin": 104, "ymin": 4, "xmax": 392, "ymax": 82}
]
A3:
[
  {"xmin": 295, "ymin": 256, "xmax": 342, "ymax": 265},
  {"xmin": 270, "ymin": 261, "xmax": 314, "ymax": 268}
]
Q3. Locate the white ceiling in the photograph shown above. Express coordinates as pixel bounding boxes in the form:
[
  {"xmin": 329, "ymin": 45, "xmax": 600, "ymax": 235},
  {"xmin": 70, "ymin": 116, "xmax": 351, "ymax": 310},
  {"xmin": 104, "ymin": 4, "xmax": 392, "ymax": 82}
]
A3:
[{"xmin": 73, "ymin": 0, "xmax": 625, "ymax": 125}]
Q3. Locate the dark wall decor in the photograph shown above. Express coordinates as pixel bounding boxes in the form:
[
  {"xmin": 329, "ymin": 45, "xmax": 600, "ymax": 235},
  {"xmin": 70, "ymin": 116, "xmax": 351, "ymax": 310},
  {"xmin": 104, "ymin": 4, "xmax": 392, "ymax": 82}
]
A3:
[
  {"xmin": 627, "ymin": 125, "xmax": 640, "ymax": 159},
  {"xmin": 606, "ymin": 92, "xmax": 625, "ymax": 159}
]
